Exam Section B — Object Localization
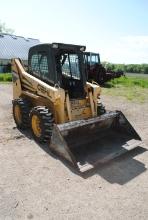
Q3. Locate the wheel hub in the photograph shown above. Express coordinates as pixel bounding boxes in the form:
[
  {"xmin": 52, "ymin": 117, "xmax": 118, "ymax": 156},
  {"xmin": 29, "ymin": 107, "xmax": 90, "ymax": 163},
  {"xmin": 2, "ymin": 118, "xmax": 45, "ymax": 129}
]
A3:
[{"xmin": 31, "ymin": 115, "xmax": 41, "ymax": 137}]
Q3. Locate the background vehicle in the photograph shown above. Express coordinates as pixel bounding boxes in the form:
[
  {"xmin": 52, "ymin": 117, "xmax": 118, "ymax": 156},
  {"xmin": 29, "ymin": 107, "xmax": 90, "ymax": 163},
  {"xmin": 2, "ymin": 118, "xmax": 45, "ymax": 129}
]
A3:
[{"xmin": 84, "ymin": 52, "xmax": 124, "ymax": 85}]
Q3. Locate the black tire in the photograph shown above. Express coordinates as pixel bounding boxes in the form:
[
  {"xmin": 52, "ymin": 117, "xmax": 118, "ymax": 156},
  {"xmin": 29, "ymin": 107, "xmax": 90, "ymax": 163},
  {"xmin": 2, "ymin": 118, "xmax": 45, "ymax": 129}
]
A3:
[
  {"xmin": 12, "ymin": 98, "xmax": 30, "ymax": 129},
  {"xmin": 97, "ymin": 103, "xmax": 106, "ymax": 115},
  {"xmin": 30, "ymin": 106, "xmax": 54, "ymax": 143}
]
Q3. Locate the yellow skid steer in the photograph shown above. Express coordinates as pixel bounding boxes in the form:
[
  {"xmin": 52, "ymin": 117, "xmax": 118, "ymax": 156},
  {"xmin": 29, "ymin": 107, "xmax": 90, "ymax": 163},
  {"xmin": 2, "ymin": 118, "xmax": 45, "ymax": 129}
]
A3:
[{"xmin": 12, "ymin": 43, "xmax": 142, "ymax": 172}]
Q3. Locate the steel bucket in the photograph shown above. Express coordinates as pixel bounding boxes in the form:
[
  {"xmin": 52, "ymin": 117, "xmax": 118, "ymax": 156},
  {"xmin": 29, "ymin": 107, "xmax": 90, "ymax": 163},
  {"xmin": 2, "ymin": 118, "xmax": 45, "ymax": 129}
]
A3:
[{"xmin": 50, "ymin": 111, "xmax": 142, "ymax": 172}]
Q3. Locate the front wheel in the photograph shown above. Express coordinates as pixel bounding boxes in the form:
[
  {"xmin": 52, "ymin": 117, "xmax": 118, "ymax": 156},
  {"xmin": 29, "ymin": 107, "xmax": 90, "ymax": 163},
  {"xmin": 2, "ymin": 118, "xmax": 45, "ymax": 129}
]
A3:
[{"xmin": 30, "ymin": 106, "xmax": 54, "ymax": 143}]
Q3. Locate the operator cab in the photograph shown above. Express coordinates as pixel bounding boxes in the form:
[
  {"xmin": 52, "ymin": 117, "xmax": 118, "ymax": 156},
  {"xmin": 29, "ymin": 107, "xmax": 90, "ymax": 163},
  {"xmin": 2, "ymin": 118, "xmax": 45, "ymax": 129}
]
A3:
[
  {"xmin": 84, "ymin": 52, "xmax": 100, "ymax": 67},
  {"xmin": 84, "ymin": 52, "xmax": 101, "ymax": 79},
  {"xmin": 28, "ymin": 43, "xmax": 86, "ymax": 99}
]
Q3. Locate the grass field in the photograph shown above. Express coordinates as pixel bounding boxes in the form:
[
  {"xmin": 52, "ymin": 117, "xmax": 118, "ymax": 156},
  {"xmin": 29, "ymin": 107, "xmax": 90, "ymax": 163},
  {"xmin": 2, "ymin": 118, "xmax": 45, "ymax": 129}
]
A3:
[
  {"xmin": 0, "ymin": 73, "xmax": 12, "ymax": 82},
  {"xmin": 0, "ymin": 73, "xmax": 148, "ymax": 103},
  {"xmin": 103, "ymin": 76, "xmax": 148, "ymax": 103}
]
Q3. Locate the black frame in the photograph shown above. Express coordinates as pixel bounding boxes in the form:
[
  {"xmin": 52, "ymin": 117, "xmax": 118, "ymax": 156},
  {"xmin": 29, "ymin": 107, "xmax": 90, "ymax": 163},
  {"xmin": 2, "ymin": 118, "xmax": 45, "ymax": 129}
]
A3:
[
  {"xmin": 28, "ymin": 43, "xmax": 86, "ymax": 88},
  {"xmin": 28, "ymin": 44, "xmax": 56, "ymax": 85}
]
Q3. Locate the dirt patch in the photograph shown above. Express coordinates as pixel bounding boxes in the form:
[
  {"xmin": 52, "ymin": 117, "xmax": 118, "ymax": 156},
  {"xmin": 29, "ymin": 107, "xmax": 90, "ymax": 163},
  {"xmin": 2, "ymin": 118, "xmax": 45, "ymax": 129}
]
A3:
[{"xmin": 0, "ymin": 84, "xmax": 148, "ymax": 220}]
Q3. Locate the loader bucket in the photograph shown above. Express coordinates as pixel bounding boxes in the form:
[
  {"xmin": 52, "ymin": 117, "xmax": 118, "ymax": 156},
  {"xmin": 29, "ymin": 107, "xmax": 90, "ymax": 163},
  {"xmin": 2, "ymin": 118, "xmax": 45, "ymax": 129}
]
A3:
[{"xmin": 50, "ymin": 111, "xmax": 142, "ymax": 172}]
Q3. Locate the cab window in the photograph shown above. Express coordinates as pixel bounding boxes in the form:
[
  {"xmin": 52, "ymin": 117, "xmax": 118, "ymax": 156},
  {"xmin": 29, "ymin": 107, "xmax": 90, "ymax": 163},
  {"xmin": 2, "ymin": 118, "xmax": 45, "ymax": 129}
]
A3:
[
  {"xmin": 30, "ymin": 52, "xmax": 54, "ymax": 83},
  {"xmin": 61, "ymin": 53, "xmax": 81, "ymax": 80}
]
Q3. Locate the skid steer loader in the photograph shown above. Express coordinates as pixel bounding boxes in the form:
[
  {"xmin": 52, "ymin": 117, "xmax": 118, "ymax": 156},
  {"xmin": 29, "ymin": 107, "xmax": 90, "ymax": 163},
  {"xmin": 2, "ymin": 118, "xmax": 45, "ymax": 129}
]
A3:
[{"xmin": 12, "ymin": 43, "xmax": 142, "ymax": 172}]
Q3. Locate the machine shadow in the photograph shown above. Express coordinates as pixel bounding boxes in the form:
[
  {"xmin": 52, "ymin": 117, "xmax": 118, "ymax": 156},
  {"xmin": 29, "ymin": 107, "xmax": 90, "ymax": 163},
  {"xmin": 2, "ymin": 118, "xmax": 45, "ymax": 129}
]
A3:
[
  {"xmin": 19, "ymin": 128, "xmax": 147, "ymax": 185},
  {"xmin": 18, "ymin": 128, "xmax": 80, "ymax": 175},
  {"xmin": 82, "ymin": 146, "xmax": 147, "ymax": 185}
]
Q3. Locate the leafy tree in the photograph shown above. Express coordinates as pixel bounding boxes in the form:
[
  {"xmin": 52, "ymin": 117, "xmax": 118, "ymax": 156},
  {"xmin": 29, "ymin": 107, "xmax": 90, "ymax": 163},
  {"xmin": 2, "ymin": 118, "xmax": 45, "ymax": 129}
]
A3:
[
  {"xmin": 114, "ymin": 64, "xmax": 125, "ymax": 72},
  {"xmin": 143, "ymin": 65, "xmax": 148, "ymax": 74},
  {"xmin": 0, "ymin": 20, "xmax": 14, "ymax": 34}
]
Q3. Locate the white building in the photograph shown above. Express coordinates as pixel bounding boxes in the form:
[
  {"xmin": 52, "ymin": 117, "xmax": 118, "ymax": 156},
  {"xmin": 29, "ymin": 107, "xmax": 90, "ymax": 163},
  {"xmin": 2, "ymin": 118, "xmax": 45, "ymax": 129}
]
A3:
[{"xmin": 0, "ymin": 33, "xmax": 40, "ymax": 72}]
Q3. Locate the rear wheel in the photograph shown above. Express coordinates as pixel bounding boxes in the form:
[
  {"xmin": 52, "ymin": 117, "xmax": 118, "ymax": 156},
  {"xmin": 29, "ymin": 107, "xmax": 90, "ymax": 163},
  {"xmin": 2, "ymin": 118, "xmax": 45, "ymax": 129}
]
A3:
[
  {"xmin": 30, "ymin": 106, "xmax": 53, "ymax": 143},
  {"xmin": 12, "ymin": 98, "xmax": 30, "ymax": 129}
]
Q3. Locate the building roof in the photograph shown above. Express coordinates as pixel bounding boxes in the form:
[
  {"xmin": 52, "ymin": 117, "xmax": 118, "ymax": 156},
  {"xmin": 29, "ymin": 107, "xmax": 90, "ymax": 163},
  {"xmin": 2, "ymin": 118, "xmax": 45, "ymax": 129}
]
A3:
[{"xmin": 0, "ymin": 33, "xmax": 40, "ymax": 60}]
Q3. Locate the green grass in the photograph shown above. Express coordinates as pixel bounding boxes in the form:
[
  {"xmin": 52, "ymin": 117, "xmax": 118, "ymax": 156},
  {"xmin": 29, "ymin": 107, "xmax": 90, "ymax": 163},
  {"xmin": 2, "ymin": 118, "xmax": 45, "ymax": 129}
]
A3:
[
  {"xmin": 103, "ymin": 76, "xmax": 148, "ymax": 103},
  {"xmin": 0, "ymin": 73, "xmax": 148, "ymax": 102},
  {"xmin": 106, "ymin": 76, "xmax": 148, "ymax": 88},
  {"xmin": 0, "ymin": 73, "xmax": 12, "ymax": 82}
]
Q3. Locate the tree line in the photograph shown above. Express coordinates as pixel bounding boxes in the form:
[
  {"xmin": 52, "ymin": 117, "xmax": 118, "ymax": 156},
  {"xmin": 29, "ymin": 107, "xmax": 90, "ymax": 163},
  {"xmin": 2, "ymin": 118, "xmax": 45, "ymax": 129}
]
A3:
[{"xmin": 102, "ymin": 62, "xmax": 148, "ymax": 74}]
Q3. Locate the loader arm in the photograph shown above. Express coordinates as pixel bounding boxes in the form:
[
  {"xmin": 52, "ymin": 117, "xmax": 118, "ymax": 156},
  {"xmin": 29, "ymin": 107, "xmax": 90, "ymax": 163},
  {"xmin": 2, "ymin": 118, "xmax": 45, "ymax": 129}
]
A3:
[
  {"xmin": 12, "ymin": 58, "xmax": 63, "ymax": 102},
  {"xmin": 12, "ymin": 58, "xmax": 66, "ymax": 123},
  {"xmin": 12, "ymin": 58, "xmax": 101, "ymax": 123}
]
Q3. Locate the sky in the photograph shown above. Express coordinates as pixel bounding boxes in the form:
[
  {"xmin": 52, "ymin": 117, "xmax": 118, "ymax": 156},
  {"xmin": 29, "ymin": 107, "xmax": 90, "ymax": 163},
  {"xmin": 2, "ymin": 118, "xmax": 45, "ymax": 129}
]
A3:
[{"xmin": 0, "ymin": 0, "xmax": 148, "ymax": 64}]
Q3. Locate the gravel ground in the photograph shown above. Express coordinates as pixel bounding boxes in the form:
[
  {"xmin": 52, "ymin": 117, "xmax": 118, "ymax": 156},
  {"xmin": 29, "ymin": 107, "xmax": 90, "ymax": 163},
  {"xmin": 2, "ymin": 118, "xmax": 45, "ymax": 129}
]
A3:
[{"xmin": 0, "ymin": 84, "xmax": 148, "ymax": 220}]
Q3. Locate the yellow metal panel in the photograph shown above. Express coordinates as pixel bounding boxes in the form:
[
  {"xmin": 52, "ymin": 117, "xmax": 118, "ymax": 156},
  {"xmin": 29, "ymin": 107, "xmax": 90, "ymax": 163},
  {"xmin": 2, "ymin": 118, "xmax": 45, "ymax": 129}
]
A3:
[{"xmin": 12, "ymin": 58, "xmax": 102, "ymax": 125}]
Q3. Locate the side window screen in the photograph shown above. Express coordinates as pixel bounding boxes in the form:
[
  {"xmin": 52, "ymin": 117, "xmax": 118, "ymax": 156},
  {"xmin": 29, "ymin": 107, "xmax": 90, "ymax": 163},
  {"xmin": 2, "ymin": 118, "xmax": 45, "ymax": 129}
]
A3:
[
  {"xmin": 40, "ymin": 55, "xmax": 49, "ymax": 81},
  {"xmin": 31, "ymin": 54, "xmax": 41, "ymax": 77},
  {"xmin": 30, "ymin": 52, "xmax": 54, "ymax": 83}
]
